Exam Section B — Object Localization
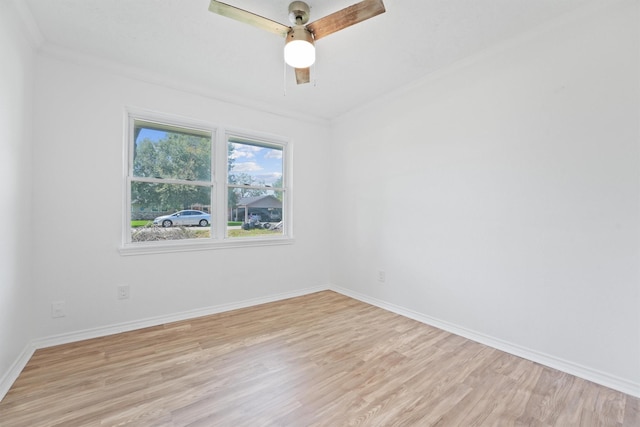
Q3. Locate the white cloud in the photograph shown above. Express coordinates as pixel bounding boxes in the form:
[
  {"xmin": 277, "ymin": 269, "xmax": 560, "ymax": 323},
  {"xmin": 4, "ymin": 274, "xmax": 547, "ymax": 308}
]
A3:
[
  {"xmin": 258, "ymin": 172, "xmax": 282, "ymax": 181},
  {"xmin": 265, "ymin": 150, "xmax": 282, "ymax": 159},
  {"xmin": 232, "ymin": 161, "xmax": 263, "ymax": 172},
  {"xmin": 230, "ymin": 144, "xmax": 263, "ymax": 159}
]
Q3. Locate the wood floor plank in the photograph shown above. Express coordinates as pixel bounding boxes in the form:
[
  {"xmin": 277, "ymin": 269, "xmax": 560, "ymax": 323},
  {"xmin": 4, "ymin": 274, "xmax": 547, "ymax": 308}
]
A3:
[{"xmin": 1, "ymin": 291, "xmax": 638, "ymax": 426}]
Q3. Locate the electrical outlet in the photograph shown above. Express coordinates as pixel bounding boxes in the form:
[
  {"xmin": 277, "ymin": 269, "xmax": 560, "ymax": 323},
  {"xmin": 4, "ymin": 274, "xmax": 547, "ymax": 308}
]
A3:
[
  {"xmin": 377, "ymin": 270, "xmax": 386, "ymax": 283},
  {"xmin": 117, "ymin": 285, "xmax": 130, "ymax": 300},
  {"xmin": 51, "ymin": 301, "xmax": 66, "ymax": 318}
]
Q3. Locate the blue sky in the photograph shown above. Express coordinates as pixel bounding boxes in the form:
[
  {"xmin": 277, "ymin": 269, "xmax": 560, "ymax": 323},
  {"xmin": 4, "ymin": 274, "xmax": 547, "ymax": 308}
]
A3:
[
  {"xmin": 136, "ymin": 128, "xmax": 282, "ymax": 186},
  {"xmin": 136, "ymin": 128, "xmax": 167, "ymax": 143},
  {"xmin": 229, "ymin": 142, "xmax": 282, "ymax": 186}
]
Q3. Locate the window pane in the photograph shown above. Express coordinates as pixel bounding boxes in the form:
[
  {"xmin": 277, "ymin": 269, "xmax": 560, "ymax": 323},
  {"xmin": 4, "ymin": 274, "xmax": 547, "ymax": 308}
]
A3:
[
  {"xmin": 134, "ymin": 122, "xmax": 211, "ymax": 181},
  {"xmin": 126, "ymin": 113, "xmax": 292, "ymax": 249},
  {"xmin": 228, "ymin": 140, "xmax": 283, "ymax": 187},
  {"xmin": 130, "ymin": 182, "xmax": 211, "ymax": 242},
  {"xmin": 227, "ymin": 190, "xmax": 284, "ymax": 238}
]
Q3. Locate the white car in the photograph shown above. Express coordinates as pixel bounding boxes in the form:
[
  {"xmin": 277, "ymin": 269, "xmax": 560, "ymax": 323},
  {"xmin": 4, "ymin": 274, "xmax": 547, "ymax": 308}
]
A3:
[{"xmin": 153, "ymin": 210, "xmax": 210, "ymax": 227}]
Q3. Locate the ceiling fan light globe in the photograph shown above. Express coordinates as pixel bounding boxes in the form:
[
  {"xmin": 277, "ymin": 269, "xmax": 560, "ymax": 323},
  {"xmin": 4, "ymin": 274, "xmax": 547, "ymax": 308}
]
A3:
[
  {"xmin": 284, "ymin": 26, "xmax": 315, "ymax": 68},
  {"xmin": 284, "ymin": 40, "xmax": 315, "ymax": 68}
]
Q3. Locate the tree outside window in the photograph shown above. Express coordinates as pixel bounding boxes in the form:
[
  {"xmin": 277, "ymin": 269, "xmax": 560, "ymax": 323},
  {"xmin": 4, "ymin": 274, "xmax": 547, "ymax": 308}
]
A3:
[{"xmin": 123, "ymin": 113, "xmax": 290, "ymax": 251}]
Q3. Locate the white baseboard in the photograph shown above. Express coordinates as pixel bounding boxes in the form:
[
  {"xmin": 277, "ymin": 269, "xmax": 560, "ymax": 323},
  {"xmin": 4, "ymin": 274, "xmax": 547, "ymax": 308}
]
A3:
[
  {"xmin": 330, "ymin": 285, "xmax": 640, "ymax": 398},
  {"xmin": 0, "ymin": 285, "xmax": 329, "ymax": 401},
  {"xmin": 4, "ymin": 284, "xmax": 637, "ymax": 401},
  {"xmin": 33, "ymin": 285, "xmax": 329, "ymax": 349},
  {"xmin": 0, "ymin": 342, "xmax": 36, "ymax": 402}
]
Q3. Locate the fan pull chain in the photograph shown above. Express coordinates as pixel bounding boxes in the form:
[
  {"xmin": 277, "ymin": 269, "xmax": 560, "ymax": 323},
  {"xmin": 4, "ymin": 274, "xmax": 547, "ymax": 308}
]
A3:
[
  {"xmin": 283, "ymin": 61, "xmax": 287, "ymax": 96},
  {"xmin": 313, "ymin": 62, "xmax": 317, "ymax": 87}
]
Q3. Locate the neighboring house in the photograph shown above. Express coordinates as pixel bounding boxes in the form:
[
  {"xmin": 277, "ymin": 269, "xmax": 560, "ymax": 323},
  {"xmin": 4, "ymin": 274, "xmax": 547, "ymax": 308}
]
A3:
[{"xmin": 234, "ymin": 195, "xmax": 282, "ymax": 222}]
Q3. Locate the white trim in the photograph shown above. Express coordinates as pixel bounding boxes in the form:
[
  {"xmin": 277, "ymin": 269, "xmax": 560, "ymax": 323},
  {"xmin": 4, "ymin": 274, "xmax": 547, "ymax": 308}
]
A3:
[
  {"xmin": 9, "ymin": 0, "xmax": 45, "ymax": 48},
  {"xmin": 3, "ymin": 284, "xmax": 637, "ymax": 402},
  {"xmin": 330, "ymin": 285, "xmax": 640, "ymax": 398},
  {"xmin": 32, "ymin": 285, "xmax": 328, "ymax": 350},
  {"xmin": 0, "ymin": 285, "xmax": 328, "ymax": 402},
  {"xmin": 119, "ymin": 236, "xmax": 295, "ymax": 256},
  {"xmin": 332, "ymin": 0, "xmax": 619, "ymax": 125},
  {"xmin": 122, "ymin": 108, "xmax": 293, "ymax": 254},
  {"xmin": 0, "ymin": 342, "xmax": 36, "ymax": 402},
  {"xmin": 39, "ymin": 43, "xmax": 329, "ymax": 125}
]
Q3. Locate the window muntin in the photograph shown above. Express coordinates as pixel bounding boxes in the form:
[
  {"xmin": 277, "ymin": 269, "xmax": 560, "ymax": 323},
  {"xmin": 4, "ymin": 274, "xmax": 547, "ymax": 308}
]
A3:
[{"xmin": 123, "ymin": 112, "xmax": 291, "ymax": 253}]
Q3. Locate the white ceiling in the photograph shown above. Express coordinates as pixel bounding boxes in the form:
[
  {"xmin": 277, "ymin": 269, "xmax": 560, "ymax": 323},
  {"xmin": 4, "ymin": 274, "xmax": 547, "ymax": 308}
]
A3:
[{"xmin": 23, "ymin": 0, "xmax": 592, "ymax": 121}]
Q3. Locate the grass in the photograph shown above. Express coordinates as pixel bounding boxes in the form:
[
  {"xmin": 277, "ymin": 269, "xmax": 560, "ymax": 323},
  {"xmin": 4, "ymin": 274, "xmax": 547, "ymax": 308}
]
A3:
[
  {"xmin": 132, "ymin": 221, "xmax": 245, "ymax": 228},
  {"xmin": 191, "ymin": 229, "xmax": 211, "ymax": 238},
  {"xmin": 131, "ymin": 220, "xmax": 152, "ymax": 228},
  {"xmin": 227, "ymin": 228, "xmax": 281, "ymax": 238},
  {"xmin": 130, "ymin": 221, "xmax": 281, "ymax": 239}
]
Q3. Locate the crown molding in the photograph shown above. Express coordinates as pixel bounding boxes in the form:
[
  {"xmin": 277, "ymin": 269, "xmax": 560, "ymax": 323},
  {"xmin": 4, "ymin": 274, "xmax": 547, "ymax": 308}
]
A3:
[
  {"xmin": 10, "ymin": 0, "xmax": 44, "ymax": 48},
  {"xmin": 332, "ymin": 0, "xmax": 618, "ymax": 124},
  {"xmin": 38, "ymin": 42, "xmax": 330, "ymax": 127}
]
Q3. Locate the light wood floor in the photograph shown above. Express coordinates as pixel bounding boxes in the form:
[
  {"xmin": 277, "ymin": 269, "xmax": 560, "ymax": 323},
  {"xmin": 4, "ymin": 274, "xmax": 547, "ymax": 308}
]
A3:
[{"xmin": 1, "ymin": 291, "xmax": 638, "ymax": 426}]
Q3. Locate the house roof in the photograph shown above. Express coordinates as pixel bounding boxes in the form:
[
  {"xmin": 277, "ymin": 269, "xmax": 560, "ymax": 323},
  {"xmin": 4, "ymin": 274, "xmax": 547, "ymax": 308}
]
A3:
[{"xmin": 237, "ymin": 195, "xmax": 282, "ymax": 209}]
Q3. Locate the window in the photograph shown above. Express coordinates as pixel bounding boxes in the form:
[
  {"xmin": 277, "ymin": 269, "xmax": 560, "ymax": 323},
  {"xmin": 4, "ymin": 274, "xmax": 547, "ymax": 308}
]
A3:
[
  {"xmin": 122, "ymin": 110, "xmax": 291, "ymax": 254},
  {"xmin": 227, "ymin": 137, "xmax": 285, "ymax": 237}
]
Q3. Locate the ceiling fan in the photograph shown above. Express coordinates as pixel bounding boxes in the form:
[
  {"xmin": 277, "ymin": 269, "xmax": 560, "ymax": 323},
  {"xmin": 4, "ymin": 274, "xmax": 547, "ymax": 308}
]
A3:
[{"xmin": 208, "ymin": 0, "xmax": 386, "ymax": 84}]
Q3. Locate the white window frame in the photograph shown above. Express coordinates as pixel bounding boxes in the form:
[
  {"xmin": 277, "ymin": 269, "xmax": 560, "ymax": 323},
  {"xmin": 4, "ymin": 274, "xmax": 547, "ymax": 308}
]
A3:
[{"xmin": 120, "ymin": 108, "xmax": 293, "ymax": 255}]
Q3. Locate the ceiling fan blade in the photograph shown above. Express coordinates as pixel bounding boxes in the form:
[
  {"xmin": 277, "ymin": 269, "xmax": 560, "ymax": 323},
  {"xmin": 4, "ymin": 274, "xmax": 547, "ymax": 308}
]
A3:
[
  {"xmin": 306, "ymin": 0, "xmax": 385, "ymax": 41},
  {"xmin": 208, "ymin": 0, "xmax": 290, "ymax": 37},
  {"xmin": 295, "ymin": 67, "xmax": 310, "ymax": 84}
]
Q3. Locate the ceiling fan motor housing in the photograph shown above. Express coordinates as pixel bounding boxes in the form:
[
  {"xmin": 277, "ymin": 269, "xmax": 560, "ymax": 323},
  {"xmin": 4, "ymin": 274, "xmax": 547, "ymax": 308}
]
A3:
[
  {"xmin": 287, "ymin": 25, "xmax": 314, "ymax": 44},
  {"xmin": 288, "ymin": 1, "xmax": 310, "ymax": 25}
]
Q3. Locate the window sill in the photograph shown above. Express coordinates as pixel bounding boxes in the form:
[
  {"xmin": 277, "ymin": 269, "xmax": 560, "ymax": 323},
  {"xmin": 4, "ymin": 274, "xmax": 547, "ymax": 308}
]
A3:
[{"xmin": 119, "ymin": 236, "xmax": 294, "ymax": 256}]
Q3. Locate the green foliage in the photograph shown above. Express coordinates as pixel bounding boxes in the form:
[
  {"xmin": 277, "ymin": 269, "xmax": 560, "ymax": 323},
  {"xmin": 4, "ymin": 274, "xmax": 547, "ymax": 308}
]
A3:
[
  {"xmin": 134, "ymin": 133, "xmax": 210, "ymax": 180},
  {"xmin": 132, "ymin": 130, "xmax": 211, "ymax": 211},
  {"xmin": 227, "ymin": 141, "xmax": 267, "ymax": 209},
  {"xmin": 272, "ymin": 175, "xmax": 283, "ymax": 200},
  {"xmin": 228, "ymin": 142, "xmax": 239, "ymax": 211},
  {"xmin": 230, "ymin": 172, "xmax": 268, "ymax": 198}
]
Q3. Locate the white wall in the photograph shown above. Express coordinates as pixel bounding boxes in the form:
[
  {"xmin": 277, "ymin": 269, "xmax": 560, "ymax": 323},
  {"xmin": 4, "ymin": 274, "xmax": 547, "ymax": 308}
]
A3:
[
  {"xmin": 330, "ymin": 0, "xmax": 639, "ymax": 393},
  {"xmin": 3, "ymin": 0, "xmax": 639, "ymax": 401},
  {"xmin": 30, "ymin": 54, "xmax": 331, "ymax": 339},
  {"xmin": 0, "ymin": 0, "xmax": 36, "ymax": 394}
]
